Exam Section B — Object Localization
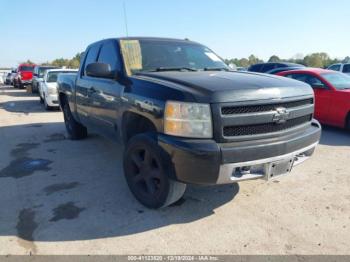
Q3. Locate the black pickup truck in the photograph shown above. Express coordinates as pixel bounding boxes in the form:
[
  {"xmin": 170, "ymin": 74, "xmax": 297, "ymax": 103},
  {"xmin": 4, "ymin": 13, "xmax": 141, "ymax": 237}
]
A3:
[{"xmin": 58, "ymin": 37, "xmax": 321, "ymax": 208}]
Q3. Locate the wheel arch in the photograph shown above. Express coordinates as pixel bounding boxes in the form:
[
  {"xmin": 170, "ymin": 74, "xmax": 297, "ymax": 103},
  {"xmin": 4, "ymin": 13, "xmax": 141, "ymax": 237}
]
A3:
[{"xmin": 121, "ymin": 111, "xmax": 158, "ymax": 144}]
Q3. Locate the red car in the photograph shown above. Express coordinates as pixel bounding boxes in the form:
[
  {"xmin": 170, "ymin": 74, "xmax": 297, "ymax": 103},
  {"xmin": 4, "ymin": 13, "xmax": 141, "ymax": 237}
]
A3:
[
  {"xmin": 277, "ymin": 68, "xmax": 350, "ymax": 130},
  {"xmin": 13, "ymin": 63, "xmax": 36, "ymax": 89}
]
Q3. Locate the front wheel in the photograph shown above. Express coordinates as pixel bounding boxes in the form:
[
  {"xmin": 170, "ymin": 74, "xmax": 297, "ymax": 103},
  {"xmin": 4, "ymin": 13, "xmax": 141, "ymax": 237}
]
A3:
[
  {"xmin": 43, "ymin": 95, "xmax": 52, "ymax": 111},
  {"xmin": 62, "ymin": 99, "xmax": 87, "ymax": 140},
  {"xmin": 123, "ymin": 134, "xmax": 186, "ymax": 209},
  {"xmin": 346, "ymin": 114, "xmax": 350, "ymax": 132}
]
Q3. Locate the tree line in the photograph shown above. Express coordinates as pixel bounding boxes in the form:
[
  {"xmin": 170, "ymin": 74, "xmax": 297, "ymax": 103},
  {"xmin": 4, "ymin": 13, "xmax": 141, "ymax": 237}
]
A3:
[
  {"xmin": 225, "ymin": 53, "xmax": 350, "ymax": 68},
  {"xmin": 22, "ymin": 52, "xmax": 350, "ymax": 70},
  {"xmin": 22, "ymin": 52, "xmax": 83, "ymax": 68}
]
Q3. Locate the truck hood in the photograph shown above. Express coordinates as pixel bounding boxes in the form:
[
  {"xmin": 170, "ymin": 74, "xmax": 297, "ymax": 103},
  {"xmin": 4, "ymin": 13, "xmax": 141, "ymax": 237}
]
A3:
[{"xmin": 134, "ymin": 71, "xmax": 313, "ymax": 103}]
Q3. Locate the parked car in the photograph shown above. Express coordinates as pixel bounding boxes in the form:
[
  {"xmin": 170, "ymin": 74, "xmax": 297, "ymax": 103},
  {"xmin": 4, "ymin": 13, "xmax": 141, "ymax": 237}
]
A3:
[
  {"xmin": 32, "ymin": 65, "xmax": 58, "ymax": 93},
  {"xmin": 9, "ymin": 69, "xmax": 17, "ymax": 85},
  {"xmin": 0, "ymin": 70, "xmax": 10, "ymax": 84},
  {"xmin": 267, "ymin": 66, "xmax": 306, "ymax": 75},
  {"xmin": 58, "ymin": 37, "xmax": 321, "ymax": 208},
  {"xmin": 327, "ymin": 63, "xmax": 350, "ymax": 75},
  {"xmin": 248, "ymin": 62, "xmax": 305, "ymax": 74},
  {"xmin": 39, "ymin": 69, "xmax": 78, "ymax": 110},
  {"xmin": 5, "ymin": 73, "xmax": 12, "ymax": 85},
  {"xmin": 277, "ymin": 68, "xmax": 350, "ymax": 130},
  {"xmin": 13, "ymin": 64, "xmax": 36, "ymax": 89}
]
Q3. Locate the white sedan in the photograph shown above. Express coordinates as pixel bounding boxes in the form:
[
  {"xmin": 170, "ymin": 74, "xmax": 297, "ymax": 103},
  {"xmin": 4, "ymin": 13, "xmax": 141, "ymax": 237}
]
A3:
[{"xmin": 39, "ymin": 68, "xmax": 78, "ymax": 110}]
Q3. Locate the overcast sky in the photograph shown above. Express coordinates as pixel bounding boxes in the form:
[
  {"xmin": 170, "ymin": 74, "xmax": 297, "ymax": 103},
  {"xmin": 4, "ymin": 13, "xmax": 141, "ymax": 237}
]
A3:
[{"xmin": 0, "ymin": 0, "xmax": 349, "ymax": 67}]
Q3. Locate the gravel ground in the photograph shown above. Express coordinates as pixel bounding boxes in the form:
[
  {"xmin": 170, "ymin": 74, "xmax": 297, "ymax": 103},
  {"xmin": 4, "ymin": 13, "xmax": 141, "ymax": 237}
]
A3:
[{"xmin": 0, "ymin": 84, "xmax": 349, "ymax": 255}]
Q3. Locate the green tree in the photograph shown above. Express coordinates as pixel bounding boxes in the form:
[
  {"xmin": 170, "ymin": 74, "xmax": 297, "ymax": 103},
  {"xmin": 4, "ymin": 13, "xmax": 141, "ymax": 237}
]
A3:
[
  {"xmin": 248, "ymin": 55, "xmax": 262, "ymax": 65},
  {"xmin": 21, "ymin": 59, "xmax": 36, "ymax": 65},
  {"xmin": 268, "ymin": 55, "xmax": 281, "ymax": 63},
  {"xmin": 343, "ymin": 56, "xmax": 350, "ymax": 63},
  {"xmin": 239, "ymin": 58, "xmax": 250, "ymax": 67}
]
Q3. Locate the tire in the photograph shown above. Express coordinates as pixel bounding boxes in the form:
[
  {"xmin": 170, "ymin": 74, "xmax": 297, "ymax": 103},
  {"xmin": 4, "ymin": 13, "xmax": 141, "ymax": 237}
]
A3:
[
  {"xmin": 123, "ymin": 134, "xmax": 186, "ymax": 209},
  {"xmin": 346, "ymin": 114, "xmax": 350, "ymax": 131},
  {"xmin": 62, "ymin": 99, "xmax": 87, "ymax": 140},
  {"xmin": 43, "ymin": 95, "xmax": 52, "ymax": 111}
]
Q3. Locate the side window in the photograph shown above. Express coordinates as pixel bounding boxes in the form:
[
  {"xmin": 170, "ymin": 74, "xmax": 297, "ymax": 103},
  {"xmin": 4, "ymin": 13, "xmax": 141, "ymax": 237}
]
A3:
[
  {"xmin": 249, "ymin": 64, "xmax": 263, "ymax": 72},
  {"xmin": 328, "ymin": 64, "xmax": 341, "ymax": 71},
  {"xmin": 97, "ymin": 41, "xmax": 120, "ymax": 74},
  {"xmin": 286, "ymin": 74, "xmax": 308, "ymax": 82},
  {"xmin": 305, "ymin": 76, "xmax": 323, "ymax": 86},
  {"xmin": 83, "ymin": 44, "xmax": 101, "ymax": 76},
  {"xmin": 287, "ymin": 74, "xmax": 324, "ymax": 88},
  {"xmin": 343, "ymin": 64, "xmax": 350, "ymax": 73},
  {"xmin": 262, "ymin": 63, "xmax": 277, "ymax": 72}
]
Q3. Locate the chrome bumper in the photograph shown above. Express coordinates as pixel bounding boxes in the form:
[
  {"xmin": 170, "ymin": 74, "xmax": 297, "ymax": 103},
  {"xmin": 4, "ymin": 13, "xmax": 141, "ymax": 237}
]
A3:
[{"xmin": 216, "ymin": 142, "xmax": 318, "ymax": 184}]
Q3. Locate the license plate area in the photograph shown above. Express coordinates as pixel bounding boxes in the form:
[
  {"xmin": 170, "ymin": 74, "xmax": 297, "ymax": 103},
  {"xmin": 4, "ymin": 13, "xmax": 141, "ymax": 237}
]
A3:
[{"xmin": 266, "ymin": 158, "xmax": 294, "ymax": 180}]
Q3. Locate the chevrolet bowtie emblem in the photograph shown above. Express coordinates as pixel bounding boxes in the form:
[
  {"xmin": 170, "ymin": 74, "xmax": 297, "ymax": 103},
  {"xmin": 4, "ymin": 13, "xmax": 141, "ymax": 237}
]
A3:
[{"xmin": 273, "ymin": 107, "xmax": 290, "ymax": 124}]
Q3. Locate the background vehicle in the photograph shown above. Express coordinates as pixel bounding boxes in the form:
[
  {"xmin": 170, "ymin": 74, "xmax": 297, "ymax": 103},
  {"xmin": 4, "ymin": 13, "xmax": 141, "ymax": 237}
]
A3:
[
  {"xmin": 13, "ymin": 63, "xmax": 35, "ymax": 88},
  {"xmin": 327, "ymin": 63, "xmax": 350, "ymax": 75},
  {"xmin": 248, "ymin": 62, "xmax": 305, "ymax": 74},
  {"xmin": 40, "ymin": 69, "xmax": 78, "ymax": 110},
  {"xmin": 5, "ymin": 73, "xmax": 12, "ymax": 84},
  {"xmin": 8, "ymin": 69, "xmax": 17, "ymax": 85},
  {"xmin": 58, "ymin": 37, "xmax": 321, "ymax": 209},
  {"xmin": 278, "ymin": 68, "xmax": 350, "ymax": 130},
  {"xmin": 0, "ymin": 69, "xmax": 11, "ymax": 84},
  {"xmin": 32, "ymin": 65, "xmax": 58, "ymax": 93}
]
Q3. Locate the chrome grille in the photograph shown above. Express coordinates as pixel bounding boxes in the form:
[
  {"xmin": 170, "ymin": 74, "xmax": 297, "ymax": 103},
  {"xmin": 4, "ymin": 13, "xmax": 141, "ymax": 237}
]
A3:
[
  {"xmin": 221, "ymin": 98, "xmax": 313, "ymax": 115},
  {"xmin": 223, "ymin": 114, "xmax": 312, "ymax": 137},
  {"xmin": 213, "ymin": 97, "xmax": 315, "ymax": 142}
]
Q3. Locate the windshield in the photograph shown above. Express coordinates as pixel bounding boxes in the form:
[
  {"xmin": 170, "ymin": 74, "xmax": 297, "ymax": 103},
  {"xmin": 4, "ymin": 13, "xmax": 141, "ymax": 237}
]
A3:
[
  {"xmin": 20, "ymin": 66, "xmax": 34, "ymax": 72},
  {"xmin": 47, "ymin": 71, "xmax": 77, "ymax": 83},
  {"xmin": 120, "ymin": 39, "xmax": 229, "ymax": 75},
  {"xmin": 322, "ymin": 72, "xmax": 350, "ymax": 90},
  {"xmin": 39, "ymin": 67, "xmax": 56, "ymax": 77}
]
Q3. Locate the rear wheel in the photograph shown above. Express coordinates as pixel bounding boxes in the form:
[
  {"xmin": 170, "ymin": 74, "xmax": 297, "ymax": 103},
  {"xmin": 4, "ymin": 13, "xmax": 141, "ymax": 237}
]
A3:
[
  {"xmin": 62, "ymin": 99, "xmax": 87, "ymax": 140},
  {"xmin": 123, "ymin": 134, "xmax": 186, "ymax": 209}
]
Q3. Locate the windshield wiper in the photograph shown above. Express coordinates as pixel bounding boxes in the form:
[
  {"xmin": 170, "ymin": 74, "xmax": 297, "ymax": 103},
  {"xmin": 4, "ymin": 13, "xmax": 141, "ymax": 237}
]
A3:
[
  {"xmin": 147, "ymin": 67, "xmax": 198, "ymax": 72},
  {"xmin": 203, "ymin": 67, "xmax": 230, "ymax": 71}
]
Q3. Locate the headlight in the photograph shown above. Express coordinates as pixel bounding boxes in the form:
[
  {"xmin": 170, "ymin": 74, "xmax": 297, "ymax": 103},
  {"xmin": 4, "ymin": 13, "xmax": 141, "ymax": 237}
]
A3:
[
  {"xmin": 164, "ymin": 101, "xmax": 213, "ymax": 138},
  {"xmin": 47, "ymin": 86, "xmax": 57, "ymax": 95}
]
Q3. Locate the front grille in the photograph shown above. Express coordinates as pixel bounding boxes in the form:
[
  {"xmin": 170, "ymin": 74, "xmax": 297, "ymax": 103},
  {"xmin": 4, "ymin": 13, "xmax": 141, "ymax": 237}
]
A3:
[
  {"xmin": 221, "ymin": 98, "xmax": 313, "ymax": 115},
  {"xmin": 223, "ymin": 114, "xmax": 312, "ymax": 137}
]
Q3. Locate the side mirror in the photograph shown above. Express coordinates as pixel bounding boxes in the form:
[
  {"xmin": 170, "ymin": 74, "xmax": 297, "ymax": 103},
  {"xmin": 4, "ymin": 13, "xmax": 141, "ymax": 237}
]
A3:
[
  {"xmin": 86, "ymin": 62, "xmax": 115, "ymax": 79},
  {"xmin": 312, "ymin": 83, "xmax": 326, "ymax": 89}
]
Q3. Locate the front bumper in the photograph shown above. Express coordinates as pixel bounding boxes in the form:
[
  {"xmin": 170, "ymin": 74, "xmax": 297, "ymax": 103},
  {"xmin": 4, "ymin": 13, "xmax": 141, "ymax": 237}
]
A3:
[
  {"xmin": 45, "ymin": 94, "xmax": 59, "ymax": 107},
  {"xmin": 20, "ymin": 80, "xmax": 32, "ymax": 85},
  {"xmin": 158, "ymin": 120, "xmax": 321, "ymax": 185}
]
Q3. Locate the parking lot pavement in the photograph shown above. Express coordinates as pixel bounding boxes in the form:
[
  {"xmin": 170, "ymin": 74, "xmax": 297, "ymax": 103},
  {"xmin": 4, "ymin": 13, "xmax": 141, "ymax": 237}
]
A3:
[{"xmin": 0, "ymin": 84, "xmax": 349, "ymax": 255}]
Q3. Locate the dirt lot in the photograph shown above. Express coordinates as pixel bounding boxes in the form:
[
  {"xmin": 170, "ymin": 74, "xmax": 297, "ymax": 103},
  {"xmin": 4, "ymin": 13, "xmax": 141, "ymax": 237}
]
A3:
[{"xmin": 0, "ymin": 84, "xmax": 349, "ymax": 255}]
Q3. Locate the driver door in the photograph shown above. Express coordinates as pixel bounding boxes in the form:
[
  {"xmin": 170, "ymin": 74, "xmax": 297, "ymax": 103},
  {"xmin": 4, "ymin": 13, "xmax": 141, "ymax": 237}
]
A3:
[{"xmin": 286, "ymin": 73, "xmax": 331, "ymax": 123}]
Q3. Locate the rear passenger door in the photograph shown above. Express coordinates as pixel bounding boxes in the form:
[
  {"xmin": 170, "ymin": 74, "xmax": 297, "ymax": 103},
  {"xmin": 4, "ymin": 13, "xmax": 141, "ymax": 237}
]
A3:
[{"xmin": 87, "ymin": 40, "xmax": 124, "ymax": 139}]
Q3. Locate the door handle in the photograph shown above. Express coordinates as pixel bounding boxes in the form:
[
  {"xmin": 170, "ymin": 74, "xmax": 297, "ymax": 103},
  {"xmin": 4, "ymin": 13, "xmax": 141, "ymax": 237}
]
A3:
[{"xmin": 87, "ymin": 87, "xmax": 97, "ymax": 96}]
